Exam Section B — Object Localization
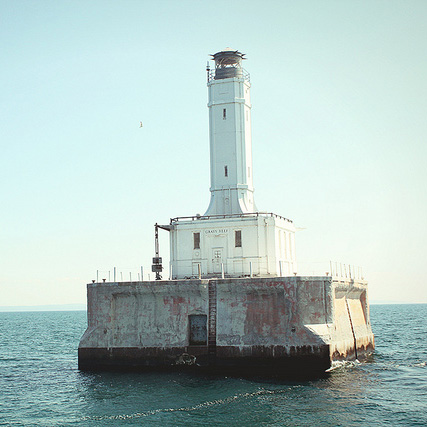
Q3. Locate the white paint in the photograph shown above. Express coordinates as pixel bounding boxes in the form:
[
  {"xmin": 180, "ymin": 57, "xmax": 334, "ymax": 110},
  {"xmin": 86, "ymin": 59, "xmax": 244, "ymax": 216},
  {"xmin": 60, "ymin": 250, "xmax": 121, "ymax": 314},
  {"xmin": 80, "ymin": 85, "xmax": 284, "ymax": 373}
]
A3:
[
  {"xmin": 170, "ymin": 214, "xmax": 296, "ymax": 279},
  {"xmin": 204, "ymin": 64, "xmax": 255, "ymax": 215},
  {"xmin": 169, "ymin": 50, "xmax": 297, "ymax": 279}
]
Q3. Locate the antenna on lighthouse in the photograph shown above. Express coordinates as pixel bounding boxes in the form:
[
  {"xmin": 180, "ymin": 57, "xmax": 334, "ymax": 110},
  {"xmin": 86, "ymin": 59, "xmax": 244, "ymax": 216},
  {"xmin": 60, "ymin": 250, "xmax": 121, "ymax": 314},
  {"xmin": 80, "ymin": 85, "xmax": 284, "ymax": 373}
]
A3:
[
  {"xmin": 206, "ymin": 61, "xmax": 210, "ymax": 83},
  {"xmin": 152, "ymin": 224, "xmax": 163, "ymax": 280}
]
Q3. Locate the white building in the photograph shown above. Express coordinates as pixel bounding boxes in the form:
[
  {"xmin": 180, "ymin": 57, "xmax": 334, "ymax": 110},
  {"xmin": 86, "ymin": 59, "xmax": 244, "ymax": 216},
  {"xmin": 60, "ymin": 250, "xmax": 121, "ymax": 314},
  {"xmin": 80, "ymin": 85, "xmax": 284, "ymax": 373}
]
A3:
[{"xmin": 168, "ymin": 49, "xmax": 296, "ymax": 279}]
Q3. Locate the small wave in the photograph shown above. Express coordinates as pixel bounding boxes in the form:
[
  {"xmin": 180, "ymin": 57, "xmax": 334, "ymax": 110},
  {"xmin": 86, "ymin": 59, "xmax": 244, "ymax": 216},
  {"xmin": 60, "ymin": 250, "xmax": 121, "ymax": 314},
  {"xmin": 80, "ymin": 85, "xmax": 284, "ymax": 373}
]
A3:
[
  {"xmin": 81, "ymin": 388, "xmax": 288, "ymax": 421},
  {"xmin": 381, "ymin": 360, "xmax": 426, "ymax": 369},
  {"xmin": 326, "ymin": 359, "xmax": 361, "ymax": 372},
  {"xmin": 0, "ymin": 357, "xmax": 21, "ymax": 362}
]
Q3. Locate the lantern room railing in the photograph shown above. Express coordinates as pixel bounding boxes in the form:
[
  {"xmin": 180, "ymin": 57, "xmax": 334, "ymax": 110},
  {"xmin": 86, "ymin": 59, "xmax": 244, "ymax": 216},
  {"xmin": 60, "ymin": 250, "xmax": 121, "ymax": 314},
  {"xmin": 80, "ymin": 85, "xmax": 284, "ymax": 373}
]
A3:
[{"xmin": 207, "ymin": 68, "xmax": 250, "ymax": 83}]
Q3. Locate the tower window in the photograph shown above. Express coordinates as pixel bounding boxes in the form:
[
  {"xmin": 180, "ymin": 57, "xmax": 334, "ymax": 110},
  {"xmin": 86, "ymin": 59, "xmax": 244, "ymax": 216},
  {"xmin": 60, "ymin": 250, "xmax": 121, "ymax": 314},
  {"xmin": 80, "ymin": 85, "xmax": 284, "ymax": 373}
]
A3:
[
  {"xmin": 193, "ymin": 232, "xmax": 200, "ymax": 249},
  {"xmin": 224, "ymin": 165, "xmax": 228, "ymax": 177},
  {"xmin": 235, "ymin": 230, "xmax": 242, "ymax": 248},
  {"xmin": 223, "ymin": 108, "xmax": 226, "ymax": 119}
]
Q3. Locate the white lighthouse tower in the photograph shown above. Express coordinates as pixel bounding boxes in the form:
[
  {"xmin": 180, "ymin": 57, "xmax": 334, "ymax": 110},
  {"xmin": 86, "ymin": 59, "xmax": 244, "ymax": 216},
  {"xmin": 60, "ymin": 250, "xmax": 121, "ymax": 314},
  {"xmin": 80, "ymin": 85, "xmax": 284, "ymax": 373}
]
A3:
[
  {"xmin": 205, "ymin": 49, "xmax": 256, "ymax": 216},
  {"xmin": 168, "ymin": 49, "xmax": 296, "ymax": 279}
]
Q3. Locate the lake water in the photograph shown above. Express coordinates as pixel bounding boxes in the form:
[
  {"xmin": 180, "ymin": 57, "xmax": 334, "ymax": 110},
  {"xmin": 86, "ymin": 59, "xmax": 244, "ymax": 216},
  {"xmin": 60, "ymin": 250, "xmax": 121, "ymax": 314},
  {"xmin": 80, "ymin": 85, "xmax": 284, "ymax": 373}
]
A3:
[{"xmin": 1, "ymin": 304, "xmax": 426, "ymax": 426}]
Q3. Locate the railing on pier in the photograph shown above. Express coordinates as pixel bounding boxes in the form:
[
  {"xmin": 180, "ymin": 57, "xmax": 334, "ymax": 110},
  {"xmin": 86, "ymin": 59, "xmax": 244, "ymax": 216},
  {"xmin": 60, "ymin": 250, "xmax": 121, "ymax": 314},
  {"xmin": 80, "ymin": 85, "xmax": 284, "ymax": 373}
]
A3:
[
  {"xmin": 297, "ymin": 261, "xmax": 365, "ymax": 281},
  {"xmin": 93, "ymin": 266, "xmax": 148, "ymax": 283},
  {"xmin": 329, "ymin": 261, "xmax": 365, "ymax": 281},
  {"xmin": 93, "ymin": 261, "xmax": 364, "ymax": 284}
]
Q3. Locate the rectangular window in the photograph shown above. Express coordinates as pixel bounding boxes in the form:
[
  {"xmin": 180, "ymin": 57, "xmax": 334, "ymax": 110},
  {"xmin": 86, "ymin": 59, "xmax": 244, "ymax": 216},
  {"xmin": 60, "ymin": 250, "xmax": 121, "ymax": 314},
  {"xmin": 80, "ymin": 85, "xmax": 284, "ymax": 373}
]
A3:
[
  {"xmin": 223, "ymin": 108, "xmax": 226, "ymax": 119},
  {"xmin": 193, "ymin": 232, "xmax": 200, "ymax": 249},
  {"xmin": 235, "ymin": 230, "xmax": 242, "ymax": 247},
  {"xmin": 224, "ymin": 165, "xmax": 228, "ymax": 177}
]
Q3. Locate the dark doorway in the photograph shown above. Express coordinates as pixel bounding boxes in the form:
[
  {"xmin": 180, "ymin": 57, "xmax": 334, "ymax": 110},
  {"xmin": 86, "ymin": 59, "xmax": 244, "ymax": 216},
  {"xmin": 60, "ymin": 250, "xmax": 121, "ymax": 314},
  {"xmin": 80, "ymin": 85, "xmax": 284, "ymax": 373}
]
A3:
[{"xmin": 189, "ymin": 314, "xmax": 207, "ymax": 345}]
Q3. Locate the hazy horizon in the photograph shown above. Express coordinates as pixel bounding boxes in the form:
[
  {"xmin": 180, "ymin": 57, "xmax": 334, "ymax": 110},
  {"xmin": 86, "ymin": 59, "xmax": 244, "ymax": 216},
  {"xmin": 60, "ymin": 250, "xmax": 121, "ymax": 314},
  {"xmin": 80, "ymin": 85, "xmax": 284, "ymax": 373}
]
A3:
[{"xmin": 2, "ymin": 300, "xmax": 427, "ymax": 313}]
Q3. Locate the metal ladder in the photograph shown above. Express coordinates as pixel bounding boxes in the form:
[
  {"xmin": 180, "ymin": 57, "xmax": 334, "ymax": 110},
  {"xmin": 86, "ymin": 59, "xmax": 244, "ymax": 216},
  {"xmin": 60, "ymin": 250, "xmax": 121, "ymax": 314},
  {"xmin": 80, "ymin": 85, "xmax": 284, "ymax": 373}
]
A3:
[{"xmin": 208, "ymin": 281, "xmax": 217, "ymax": 360}]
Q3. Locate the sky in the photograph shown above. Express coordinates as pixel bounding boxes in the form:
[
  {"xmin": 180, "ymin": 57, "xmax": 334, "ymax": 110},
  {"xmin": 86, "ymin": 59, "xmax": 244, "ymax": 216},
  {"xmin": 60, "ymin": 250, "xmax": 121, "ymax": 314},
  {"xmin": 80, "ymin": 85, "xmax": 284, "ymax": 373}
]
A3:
[{"xmin": 1, "ymin": 0, "xmax": 426, "ymax": 307}]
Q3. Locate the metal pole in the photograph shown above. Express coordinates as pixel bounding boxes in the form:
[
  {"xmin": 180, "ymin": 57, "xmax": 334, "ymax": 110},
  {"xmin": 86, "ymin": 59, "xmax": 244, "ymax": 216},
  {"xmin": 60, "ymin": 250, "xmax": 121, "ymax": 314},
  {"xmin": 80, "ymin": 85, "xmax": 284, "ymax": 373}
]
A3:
[
  {"xmin": 96, "ymin": 270, "xmax": 99, "ymax": 283},
  {"xmin": 141, "ymin": 266, "xmax": 143, "ymax": 281},
  {"xmin": 221, "ymin": 263, "xmax": 224, "ymax": 279},
  {"xmin": 120, "ymin": 272, "xmax": 123, "ymax": 281},
  {"xmin": 155, "ymin": 224, "xmax": 160, "ymax": 258},
  {"xmin": 154, "ymin": 224, "xmax": 161, "ymax": 280},
  {"xmin": 250, "ymin": 262, "xmax": 253, "ymax": 278},
  {"xmin": 130, "ymin": 272, "xmax": 132, "ymax": 282},
  {"xmin": 198, "ymin": 263, "xmax": 201, "ymax": 280},
  {"xmin": 114, "ymin": 267, "xmax": 116, "ymax": 282}
]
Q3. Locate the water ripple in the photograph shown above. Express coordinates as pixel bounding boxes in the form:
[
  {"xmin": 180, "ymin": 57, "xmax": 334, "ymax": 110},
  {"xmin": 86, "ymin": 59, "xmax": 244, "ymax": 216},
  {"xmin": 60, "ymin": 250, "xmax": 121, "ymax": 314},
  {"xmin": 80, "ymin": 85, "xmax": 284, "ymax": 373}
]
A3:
[{"xmin": 1, "ymin": 305, "xmax": 426, "ymax": 426}]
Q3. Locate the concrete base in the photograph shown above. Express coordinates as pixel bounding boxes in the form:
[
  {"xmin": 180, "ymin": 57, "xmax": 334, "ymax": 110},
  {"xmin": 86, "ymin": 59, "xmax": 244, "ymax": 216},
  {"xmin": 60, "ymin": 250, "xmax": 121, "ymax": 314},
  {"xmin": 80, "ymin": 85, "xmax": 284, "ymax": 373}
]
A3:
[
  {"xmin": 78, "ymin": 346, "xmax": 332, "ymax": 378},
  {"xmin": 78, "ymin": 276, "xmax": 374, "ymax": 378}
]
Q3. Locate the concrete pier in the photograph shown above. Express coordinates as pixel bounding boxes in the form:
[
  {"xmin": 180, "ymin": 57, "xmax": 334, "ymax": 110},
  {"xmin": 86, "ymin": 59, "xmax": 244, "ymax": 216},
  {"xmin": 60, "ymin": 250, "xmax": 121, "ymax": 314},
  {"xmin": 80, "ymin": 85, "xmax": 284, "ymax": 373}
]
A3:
[
  {"xmin": 78, "ymin": 276, "xmax": 374, "ymax": 377},
  {"xmin": 78, "ymin": 50, "xmax": 375, "ymax": 378}
]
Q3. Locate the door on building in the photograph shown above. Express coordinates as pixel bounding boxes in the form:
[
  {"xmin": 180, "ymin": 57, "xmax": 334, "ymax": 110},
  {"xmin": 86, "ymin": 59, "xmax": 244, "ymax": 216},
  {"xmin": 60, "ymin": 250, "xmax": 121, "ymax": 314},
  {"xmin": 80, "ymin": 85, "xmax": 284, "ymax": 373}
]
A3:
[
  {"xmin": 189, "ymin": 314, "xmax": 207, "ymax": 345},
  {"xmin": 212, "ymin": 248, "xmax": 223, "ymax": 274}
]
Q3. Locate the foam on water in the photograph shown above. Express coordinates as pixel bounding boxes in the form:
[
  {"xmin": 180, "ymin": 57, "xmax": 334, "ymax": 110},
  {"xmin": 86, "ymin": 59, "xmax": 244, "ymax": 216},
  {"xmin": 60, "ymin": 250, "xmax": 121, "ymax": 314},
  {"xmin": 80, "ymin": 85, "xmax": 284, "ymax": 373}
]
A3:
[
  {"xmin": 82, "ymin": 388, "xmax": 292, "ymax": 421},
  {"xmin": 326, "ymin": 358, "xmax": 362, "ymax": 372}
]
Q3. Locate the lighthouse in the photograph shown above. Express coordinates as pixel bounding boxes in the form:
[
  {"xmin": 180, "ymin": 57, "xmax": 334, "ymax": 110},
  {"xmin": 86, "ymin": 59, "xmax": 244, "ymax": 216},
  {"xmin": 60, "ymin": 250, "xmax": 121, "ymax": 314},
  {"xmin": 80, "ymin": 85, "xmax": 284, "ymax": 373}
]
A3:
[
  {"xmin": 78, "ymin": 48, "xmax": 374, "ymax": 375},
  {"xmin": 204, "ymin": 49, "xmax": 256, "ymax": 216},
  {"xmin": 168, "ymin": 49, "xmax": 297, "ymax": 279}
]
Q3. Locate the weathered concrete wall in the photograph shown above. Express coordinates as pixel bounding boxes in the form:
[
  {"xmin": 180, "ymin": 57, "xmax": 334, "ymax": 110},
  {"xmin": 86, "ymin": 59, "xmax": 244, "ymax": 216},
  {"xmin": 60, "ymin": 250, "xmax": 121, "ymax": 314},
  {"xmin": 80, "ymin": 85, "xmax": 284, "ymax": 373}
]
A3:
[
  {"xmin": 79, "ymin": 276, "xmax": 374, "ymax": 375},
  {"xmin": 329, "ymin": 280, "xmax": 375, "ymax": 359},
  {"xmin": 81, "ymin": 280, "xmax": 208, "ymax": 349},
  {"xmin": 216, "ymin": 277, "xmax": 329, "ymax": 346}
]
